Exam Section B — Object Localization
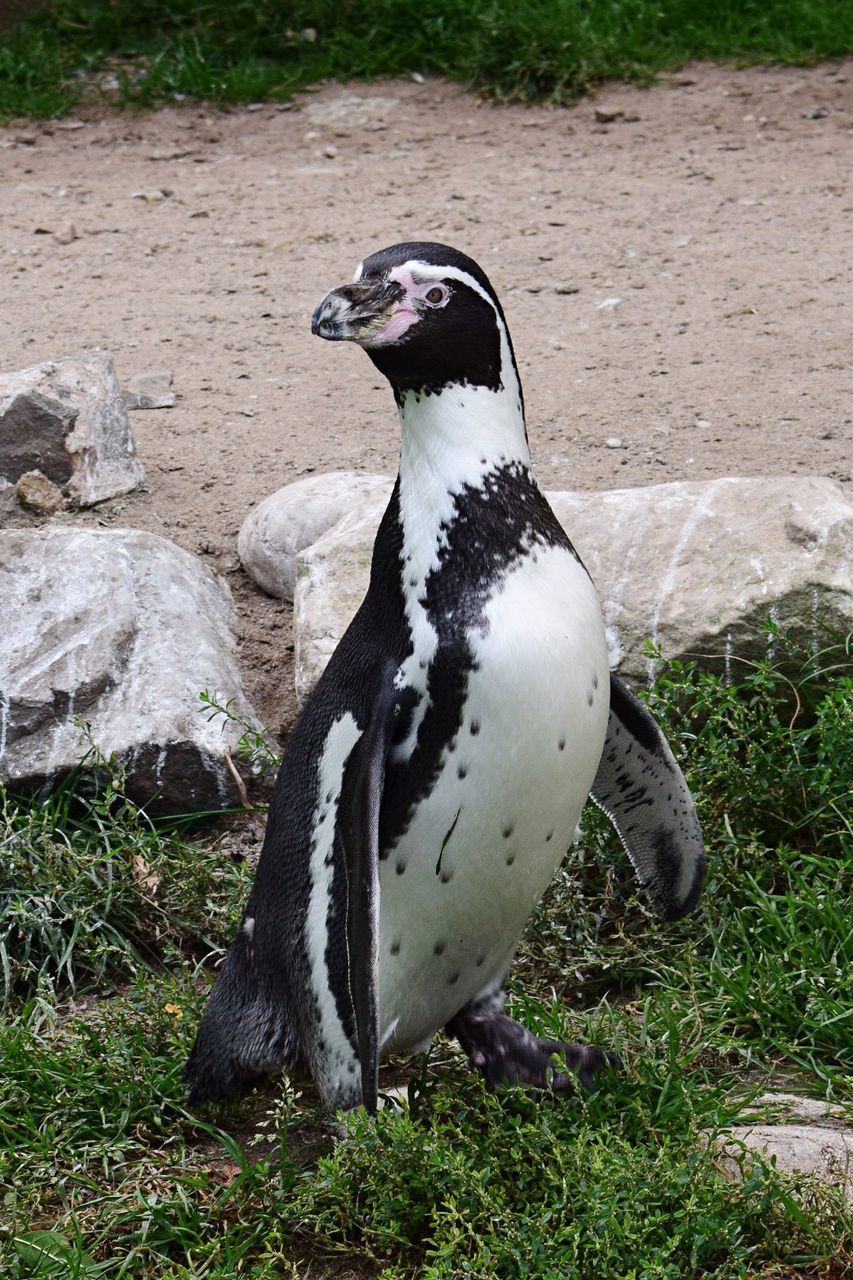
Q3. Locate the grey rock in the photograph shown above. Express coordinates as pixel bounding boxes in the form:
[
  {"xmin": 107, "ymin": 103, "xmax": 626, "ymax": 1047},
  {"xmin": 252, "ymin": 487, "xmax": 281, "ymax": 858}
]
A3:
[
  {"xmin": 0, "ymin": 527, "xmax": 264, "ymax": 813},
  {"xmin": 713, "ymin": 1093, "xmax": 853, "ymax": 1198},
  {"xmin": 123, "ymin": 368, "xmax": 176, "ymax": 410},
  {"xmin": 15, "ymin": 469, "xmax": 67, "ymax": 515},
  {"xmin": 0, "ymin": 478, "xmax": 15, "ymax": 518},
  {"xmin": 0, "ymin": 350, "xmax": 145, "ymax": 507},
  {"xmin": 295, "ymin": 500, "xmax": 389, "ymax": 703},
  {"xmin": 549, "ymin": 476, "xmax": 852, "ymax": 683},
  {"xmin": 291, "ymin": 473, "xmax": 852, "ymax": 700},
  {"xmin": 238, "ymin": 470, "xmax": 393, "ymax": 602}
]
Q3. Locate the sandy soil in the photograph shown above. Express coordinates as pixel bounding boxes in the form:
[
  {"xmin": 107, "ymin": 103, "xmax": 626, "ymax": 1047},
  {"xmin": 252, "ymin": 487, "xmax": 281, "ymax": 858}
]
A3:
[{"xmin": 1, "ymin": 62, "xmax": 851, "ymax": 737}]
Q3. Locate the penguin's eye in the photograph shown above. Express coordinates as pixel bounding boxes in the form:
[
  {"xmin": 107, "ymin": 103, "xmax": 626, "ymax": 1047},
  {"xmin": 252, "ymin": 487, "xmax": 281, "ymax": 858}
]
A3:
[{"xmin": 423, "ymin": 285, "xmax": 448, "ymax": 306}]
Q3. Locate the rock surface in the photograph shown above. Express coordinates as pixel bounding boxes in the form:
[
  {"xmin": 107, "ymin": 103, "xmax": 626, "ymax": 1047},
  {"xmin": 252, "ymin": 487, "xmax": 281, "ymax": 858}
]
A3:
[
  {"xmin": 0, "ymin": 479, "xmax": 15, "ymax": 517},
  {"xmin": 549, "ymin": 475, "xmax": 852, "ymax": 682},
  {"xmin": 0, "ymin": 350, "xmax": 144, "ymax": 507},
  {"xmin": 294, "ymin": 500, "xmax": 389, "ymax": 703},
  {"xmin": 238, "ymin": 470, "xmax": 392, "ymax": 601},
  {"xmin": 285, "ymin": 472, "xmax": 852, "ymax": 700},
  {"xmin": 714, "ymin": 1094, "xmax": 853, "ymax": 1198},
  {"xmin": 0, "ymin": 528, "xmax": 262, "ymax": 812},
  {"xmin": 122, "ymin": 368, "xmax": 176, "ymax": 410}
]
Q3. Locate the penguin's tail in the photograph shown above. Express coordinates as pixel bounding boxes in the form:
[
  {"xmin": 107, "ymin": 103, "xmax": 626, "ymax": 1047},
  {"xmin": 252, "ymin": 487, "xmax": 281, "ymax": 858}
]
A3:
[{"xmin": 185, "ymin": 931, "xmax": 298, "ymax": 1105}]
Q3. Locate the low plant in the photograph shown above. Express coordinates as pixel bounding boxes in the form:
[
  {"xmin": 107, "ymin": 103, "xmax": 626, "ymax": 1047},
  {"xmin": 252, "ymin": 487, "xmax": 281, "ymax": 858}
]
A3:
[{"xmin": 199, "ymin": 690, "xmax": 283, "ymax": 781}]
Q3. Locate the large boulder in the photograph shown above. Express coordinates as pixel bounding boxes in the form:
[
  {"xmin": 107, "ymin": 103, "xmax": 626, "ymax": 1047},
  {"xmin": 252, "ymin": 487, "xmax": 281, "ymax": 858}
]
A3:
[
  {"xmin": 238, "ymin": 470, "xmax": 392, "ymax": 601},
  {"xmin": 0, "ymin": 528, "xmax": 263, "ymax": 812},
  {"xmin": 0, "ymin": 350, "xmax": 144, "ymax": 508},
  {"xmin": 287, "ymin": 473, "xmax": 851, "ymax": 700},
  {"xmin": 549, "ymin": 475, "xmax": 852, "ymax": 682}
]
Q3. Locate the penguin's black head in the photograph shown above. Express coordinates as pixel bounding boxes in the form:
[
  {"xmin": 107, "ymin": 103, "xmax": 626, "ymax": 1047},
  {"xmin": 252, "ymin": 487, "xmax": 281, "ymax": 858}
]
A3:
[{"xmin": 311, "ymin": 242, "xmax": 518, "ymax": 400}]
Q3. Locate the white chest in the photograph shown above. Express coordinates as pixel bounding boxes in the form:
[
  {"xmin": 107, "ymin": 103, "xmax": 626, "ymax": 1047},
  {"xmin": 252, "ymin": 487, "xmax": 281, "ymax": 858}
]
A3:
[{"xmin": 377, "ymin": 542, "xmax": 609, "ymax": 1053}]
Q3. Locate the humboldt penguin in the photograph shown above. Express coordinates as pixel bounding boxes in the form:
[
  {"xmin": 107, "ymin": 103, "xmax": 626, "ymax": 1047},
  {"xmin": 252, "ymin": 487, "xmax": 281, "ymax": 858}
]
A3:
[{"xmin": 186, "ymin": 242, "xmax": 704, "ymax": 1113}]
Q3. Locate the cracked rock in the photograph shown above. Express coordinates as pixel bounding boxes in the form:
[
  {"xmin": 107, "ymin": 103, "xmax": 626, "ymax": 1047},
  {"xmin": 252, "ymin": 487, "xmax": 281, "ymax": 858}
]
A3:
[
  {"xmin": 0, "ymin": 527, "xmax": 264, "ymax": 813},
  {"xmin": 0, "ymin": 350, "xmax": 144, "ymax": 506}
]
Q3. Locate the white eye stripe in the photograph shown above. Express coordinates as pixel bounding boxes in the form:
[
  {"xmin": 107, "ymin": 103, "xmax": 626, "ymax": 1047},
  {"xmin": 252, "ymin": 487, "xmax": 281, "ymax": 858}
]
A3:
[
  {"xmin": 390, "ymin": 261, "xmax": 500, "ymax": 317},
  {"xmin": 352, "ymin": 260, "xmax": 364, "ymax": 283},
  {"xmin": 388, "ymin": 257, "xmax": 522, "ymax": 410}
]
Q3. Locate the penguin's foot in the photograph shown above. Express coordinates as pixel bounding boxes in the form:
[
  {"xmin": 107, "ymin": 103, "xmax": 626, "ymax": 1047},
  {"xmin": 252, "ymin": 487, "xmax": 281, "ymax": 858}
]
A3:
[{"xmin": 448, "ymin": 1009, "xmax": 618, "ymax": 1095}]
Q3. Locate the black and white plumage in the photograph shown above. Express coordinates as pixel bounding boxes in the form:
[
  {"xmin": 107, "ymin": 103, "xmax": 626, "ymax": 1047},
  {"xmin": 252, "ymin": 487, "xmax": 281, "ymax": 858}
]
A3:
[{"xmin": 185, "ymin": 242, "xmax": 704, "ymax": 1114}]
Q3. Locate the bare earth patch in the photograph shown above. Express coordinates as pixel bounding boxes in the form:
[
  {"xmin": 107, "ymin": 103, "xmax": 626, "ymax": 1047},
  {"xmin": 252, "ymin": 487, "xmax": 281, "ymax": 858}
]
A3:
[{"xmin": 1, "ymin": 61, "xmax": 850, "ymax": 735}]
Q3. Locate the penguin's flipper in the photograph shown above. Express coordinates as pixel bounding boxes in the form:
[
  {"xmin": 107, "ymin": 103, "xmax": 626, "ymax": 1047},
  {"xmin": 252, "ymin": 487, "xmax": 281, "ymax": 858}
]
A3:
[
  {"xmin": 590, "ymin": 672, "xmax": 705, "ymax": 922},
  {"xmin": 337, "ymin": 662, "xmax": 398, "ymax": 1115}
]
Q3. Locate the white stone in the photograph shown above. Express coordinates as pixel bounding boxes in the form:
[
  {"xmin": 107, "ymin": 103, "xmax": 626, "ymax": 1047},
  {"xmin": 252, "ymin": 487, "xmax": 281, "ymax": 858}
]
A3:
[
  {"xmin": 123, "ymin": 368, "xmax": 176, "ymax": 410},
  {"xmin": 0, "ymin": 350, "xmax": 145, "ymax": 507},
  {"xmin": 714, "ymin": 1093, "xmax": 853, "ymax": 1198},
  {"xmin": 549, "ymin": 476, "xmax": 852, "ymax": 683},
  {"xmin": 0, "ymin": 527, "xmax": 263, "ymax": 812},
  {"xmin": 238, "ymin": 470, "xmax": 392, "ymax": 601},
  {"xmin": 291, "ymin": 473, "xmax": 852, "ymax": 700}
]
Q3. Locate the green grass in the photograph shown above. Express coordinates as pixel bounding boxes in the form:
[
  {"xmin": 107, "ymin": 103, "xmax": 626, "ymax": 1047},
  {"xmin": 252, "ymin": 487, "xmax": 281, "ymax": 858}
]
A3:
[
  {"xmin": 1, "ymin": 632, "xmax": 851, "ymax": 1277},
  {"xmin": 0, "ymin": 748, "xmax": 252, "ymax": 1001},
  {"xmin": 2, "ymin": 0, "xmax": 853, "ymax": 121}
]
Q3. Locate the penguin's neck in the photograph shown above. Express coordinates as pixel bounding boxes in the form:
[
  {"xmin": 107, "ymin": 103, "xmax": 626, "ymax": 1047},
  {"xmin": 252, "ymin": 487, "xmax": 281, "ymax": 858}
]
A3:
[
  {"xmin": 391, "ymin": 376, "xmax": 531, "ymax": 689},
  {"xmin": 396, "ymin": 374, "xmax": 531, "ymax": 545}
]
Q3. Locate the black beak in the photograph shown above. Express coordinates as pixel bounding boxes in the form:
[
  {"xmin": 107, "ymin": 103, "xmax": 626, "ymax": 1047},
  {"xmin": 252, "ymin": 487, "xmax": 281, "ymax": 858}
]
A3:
[{"xmin": 311, "ymin": 279, "xmax": 401, "ymax": 342}]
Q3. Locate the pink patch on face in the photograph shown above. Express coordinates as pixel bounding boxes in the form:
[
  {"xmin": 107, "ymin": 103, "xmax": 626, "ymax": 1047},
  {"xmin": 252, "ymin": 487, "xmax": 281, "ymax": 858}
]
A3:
[
  {"xmin": 389, "ymin": 267, "xmax": 417, "ymax": 293},
  {"xmin": 363, "ymin": 263, "xmax": 451, "ymax": 345},
  {"xmin": 367, "ymin": 307, "xmax": 419, "ymax": 346}
]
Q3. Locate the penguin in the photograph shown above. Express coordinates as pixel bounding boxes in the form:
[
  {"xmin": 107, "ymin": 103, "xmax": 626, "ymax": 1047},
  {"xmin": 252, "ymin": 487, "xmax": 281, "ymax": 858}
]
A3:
[{"xmin": 185, "ymin": 242, "xmax": 704, "ymax": 1114}]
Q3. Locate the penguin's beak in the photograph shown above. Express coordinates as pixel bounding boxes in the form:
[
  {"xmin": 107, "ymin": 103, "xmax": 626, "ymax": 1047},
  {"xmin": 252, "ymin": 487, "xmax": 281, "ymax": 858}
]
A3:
[{"xmin": 311, "ymin": 278, "xmax": 408, "ymax": 345}]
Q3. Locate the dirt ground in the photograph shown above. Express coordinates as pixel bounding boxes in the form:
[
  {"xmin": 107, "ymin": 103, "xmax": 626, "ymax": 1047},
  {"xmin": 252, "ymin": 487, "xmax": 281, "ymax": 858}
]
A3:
[{"xmin": 1, "ymin": 61, "xmax": 851, "ymax": 738}]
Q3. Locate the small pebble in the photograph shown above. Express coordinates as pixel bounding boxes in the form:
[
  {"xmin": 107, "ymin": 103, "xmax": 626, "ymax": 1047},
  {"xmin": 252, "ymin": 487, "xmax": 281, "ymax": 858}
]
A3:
[
  {"xmin": 605, "ymin": 436, "xmax": 623, "ymax": 449},
  {"xmin": 16, "ymin": 470, "xmax": 67, "ymax": 515},
  {"xmin": 131, "ymin": 189, "xmax": 173, "ymax": 202},
  {"xmin": 594, "ymin": 106, "xmax": 624, "ymax": 123}
]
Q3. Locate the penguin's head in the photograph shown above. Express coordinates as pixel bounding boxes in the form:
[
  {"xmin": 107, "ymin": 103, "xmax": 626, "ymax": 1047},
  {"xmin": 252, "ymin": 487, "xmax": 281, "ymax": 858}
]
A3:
[{"xmin": 311, "ymin": 242, "xmax": 519, "ymax": 401}]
